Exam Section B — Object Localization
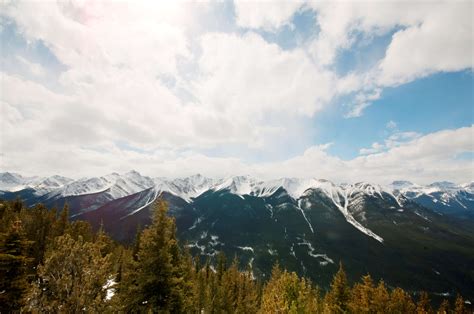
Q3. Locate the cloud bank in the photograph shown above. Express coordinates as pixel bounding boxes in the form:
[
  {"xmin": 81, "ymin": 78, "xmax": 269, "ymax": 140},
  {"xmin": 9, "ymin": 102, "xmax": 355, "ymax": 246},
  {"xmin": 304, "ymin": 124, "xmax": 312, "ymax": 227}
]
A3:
[{"xmin": 1, "ymin": 0, "xmax": 472, "ymax": 184}]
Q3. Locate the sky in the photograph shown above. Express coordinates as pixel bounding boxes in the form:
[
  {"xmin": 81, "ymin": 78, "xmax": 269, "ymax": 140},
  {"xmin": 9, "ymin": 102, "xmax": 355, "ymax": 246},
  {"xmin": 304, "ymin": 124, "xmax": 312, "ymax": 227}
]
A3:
[{"xmin": 0, "ymin": 0, "xmax": 473, "ymax": 184}]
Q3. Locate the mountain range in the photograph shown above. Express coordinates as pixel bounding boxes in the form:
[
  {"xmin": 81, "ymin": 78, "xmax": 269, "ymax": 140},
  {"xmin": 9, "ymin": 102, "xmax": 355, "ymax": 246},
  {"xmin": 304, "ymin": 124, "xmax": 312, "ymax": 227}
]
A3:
[{"xmin": 1, "ymin": 171, "xmax": 473, "ymax": 300}]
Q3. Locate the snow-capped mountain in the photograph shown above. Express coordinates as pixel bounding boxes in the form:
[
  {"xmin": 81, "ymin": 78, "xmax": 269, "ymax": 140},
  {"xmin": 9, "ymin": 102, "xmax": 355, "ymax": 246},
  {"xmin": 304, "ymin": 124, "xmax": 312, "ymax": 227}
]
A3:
[
  {"xmin": 0, "ymin": 172, "xmax": 29, "ymax": 191},
  {"xmin": 0, "ymin": 172, "xmax": 73, "ymax": 194},
  {"xmin": 1, "ymin": 172, "xmax": 472, "ymax": 219},
  {"xmin": 390, "ymin": 180, "xmax": 474, "ymax": 217},
  {"xmin": 2, "ymin": 171, "xmax": 473, "ymax": 299},
  {"xmin": 154, "ymin": 174, "xmax": 217, "ymax": 202}
]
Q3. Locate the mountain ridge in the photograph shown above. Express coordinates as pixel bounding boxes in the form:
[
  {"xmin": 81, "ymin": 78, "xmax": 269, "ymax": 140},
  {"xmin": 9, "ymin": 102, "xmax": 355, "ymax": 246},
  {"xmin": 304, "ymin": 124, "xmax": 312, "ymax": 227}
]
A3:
[{"xmin": 1, "ymin": 171, "xmax": 473, "ymax": 300}]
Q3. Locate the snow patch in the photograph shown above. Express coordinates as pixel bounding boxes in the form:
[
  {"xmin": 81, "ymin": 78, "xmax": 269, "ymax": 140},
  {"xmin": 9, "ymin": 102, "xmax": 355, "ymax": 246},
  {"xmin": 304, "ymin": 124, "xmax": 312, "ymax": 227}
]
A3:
[{"xmin": 237, "ymin": 246, "xmax": 254, "ymax": 253}]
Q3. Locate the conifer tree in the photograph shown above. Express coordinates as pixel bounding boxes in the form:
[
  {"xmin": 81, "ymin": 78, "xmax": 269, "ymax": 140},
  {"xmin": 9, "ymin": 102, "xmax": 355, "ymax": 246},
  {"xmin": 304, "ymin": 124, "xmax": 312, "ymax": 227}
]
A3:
[
  {"xmin": 372, "ymin": 280, "xmax": 390, "ymax": 313},
  {"xmin": 260, "ymin": 263, "xmax": 318, "ymax": 313},
  {"xmin": 51, "ymin": 203, "xmax": 69, "ymax": 238},
  {"xmin": 349, "ymin": 274, "xmax": 374, "ymax": 312},
  {"xmin": 114, "ymin": 248, "xmax": 143, "ymax": 312},
  {"xmin": 437, "ymin": 299, "xmax": 449, "ymax": 314},
  {"xmin": 388, "ymin": 287, "xmax": 416, "ymax": 313},
  {"xmin": 0, "ymin": 222, "xmax": 32, "ymax": 312},
  {"xmin": 454, "ymin": 294, "xmax": 467, "ymax": 314},
  {"xmin": 25, "ymin": 233, "xmax": 112, "ymax": 312},
  {"xmin": 416, "ymin": 291, "xmax": 433, "ymax": 314},
  {"xmin": 119, "ymin": 200, "xmax": 188, "ymax": 312},
  {"xmin": 19, "ymin": 203, "xmax": 54, "ymax": 266},
  {"xmin": 325, "ymin": 262, "xmax": 350, "ymax": 313}
]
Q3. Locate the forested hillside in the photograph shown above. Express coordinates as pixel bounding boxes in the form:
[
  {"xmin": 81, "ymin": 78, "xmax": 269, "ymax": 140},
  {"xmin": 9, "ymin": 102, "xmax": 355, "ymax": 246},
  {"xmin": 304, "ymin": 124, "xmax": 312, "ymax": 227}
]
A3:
[{"xmin": 0, "ymin": 199, "xmax": 470, "ymax": 313}]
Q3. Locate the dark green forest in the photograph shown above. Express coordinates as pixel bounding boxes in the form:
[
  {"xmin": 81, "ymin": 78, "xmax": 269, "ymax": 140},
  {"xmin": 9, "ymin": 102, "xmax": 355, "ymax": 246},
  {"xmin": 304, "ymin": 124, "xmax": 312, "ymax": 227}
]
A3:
[{"xmin": 0, "ymin": 199, "xmax": 470, "ymax": 313}]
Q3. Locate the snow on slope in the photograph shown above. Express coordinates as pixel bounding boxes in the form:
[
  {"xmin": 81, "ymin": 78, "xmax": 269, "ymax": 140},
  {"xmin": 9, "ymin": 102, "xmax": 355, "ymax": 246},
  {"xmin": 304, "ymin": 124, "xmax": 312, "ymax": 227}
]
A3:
[
  {"xmin": 0, "ymin": 172, "xmax": 73, "ymax": 194},
  {"xmin": 0, "ymin": 172, "xmax": 34, "ymax": 191},
  {"xmin": 154, "ymin": 174, "xmax": 216, "ymax": 202},
  {"xmin": 206, "ymin": 175, "xmax": 385, "ymax": 242},
  {"xmin": 30, "ymin": 175, "xmax": 74, "ymax": 195},
  {"xmin": 2, "ymin": 171, "xmax": 472, "ymax": 240},
  {"xmin": 213, "ymin": 175, "xmax": 257, "ymax": 198},
  {"xmin": 57, "ymin": 170, "xmax": 155, "ymax": 199},
  {"xmin": 329, "ymin": 184, "xmax": 384, "ymax": 243},
  {"xmin": 389, "ymin": 180, "xmax": 474, "ymax": 210}
]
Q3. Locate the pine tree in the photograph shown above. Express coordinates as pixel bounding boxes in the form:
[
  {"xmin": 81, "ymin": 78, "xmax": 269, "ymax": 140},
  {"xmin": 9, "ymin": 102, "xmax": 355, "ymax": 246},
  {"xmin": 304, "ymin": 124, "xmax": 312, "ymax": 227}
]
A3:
[
  {"xmin": 51, "ymin": 203, "xmax": 69, "ymax": 238},
  {"xmin": 388, "ymin": 287, "xmax": 416, "ymax": 314},
  {"xmin": 416, "ymin": 291, "xmax": 433, "ymax": 314},
  {"xmin": 119, "ymin": 199, "xmax": 188, "ymax": 312},
  {"xmin": 19, "ymin": 203, "xmax": 54, "ymax": 266},
  {"xmin": 349, "ymin": 274, "xmax": 374, "ymax": 312},
  {"xmin": 25, "ymin": 233, "xmax": 112, "ymax": 312},
  {"xmin": 454, "ymin": 294, "xmax": 467, "ymax": 314},
  {"xmin": 114, "ymin": 249, "xmax": 143, "ymax": 312},
  {"xmin": 260, "ymin": 263, "xmax": 318, "ymax": 313},
  {"xmin": 237, "ymin": 268, "xmax": 260, "ymax": 313},
  {"xmin": 437, "ymin": 299, "xmax": 449, "ymax": 314},
  {"xmin": 0, "ymin": 222, "xmax": 32, "ymax": 312},
  {"xmin": 325, "ymin": 262, "xmax": 350, "ymax": 313},
  {"xmin": 372, "ymin": 280, "xmax": 390, "ymax": 313}
]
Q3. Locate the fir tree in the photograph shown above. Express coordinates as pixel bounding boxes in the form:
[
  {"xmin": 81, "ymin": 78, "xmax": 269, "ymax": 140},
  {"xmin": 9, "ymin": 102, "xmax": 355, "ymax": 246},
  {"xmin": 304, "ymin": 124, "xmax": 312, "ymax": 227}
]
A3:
[
  {"xmin": 372, "ymin": 280, "xmax": 390, "ymax": 313},
  {"xmin": 325, "ymin": 262, "xmax": 350, "ymax": 313},
  {"xmin": 260, "ymin": 263, "xmax": 318, "ymax": 313},
  {"xmin": 349, "ymin": 274, "xmax": 374, "ymax": 312},
  {"xmin": 119, "ymin": 199, "xmax": 188, "ymax": 312},
  {"xmin": 437, "ymin": 299, "xmax": 449, "ymax": 314},
  {"xmin": 388, "ymin": 287, "xmax": 416, "ymax": 314},
  {"xmin": 416, "ymin": 291, "xmax": 433, "ymax": 314},
  {"xmin": 25, "ymin": 233, "xmax": 112, "ymax": 312},
  {"xmin": 454, "ymin": 294, "xmax": 467, "ymax": 314},
  {"xmin": 0, "ymin": 222, "xmax": 32, "ymax": 312},
  {"xmin": 51, "ymin": 203, "xmax": 69, "ymax": 238}
]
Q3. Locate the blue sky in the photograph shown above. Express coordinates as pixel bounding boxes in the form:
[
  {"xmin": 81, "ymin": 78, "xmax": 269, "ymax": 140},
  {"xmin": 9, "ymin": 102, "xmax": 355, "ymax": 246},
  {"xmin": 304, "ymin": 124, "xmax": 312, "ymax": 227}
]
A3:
[
  {"xmin": 0, "ymin": 1, "xmax": 473, "ymax": 184},
  {"xmin": 316, "ymin": 71, "xmax": 474, "ymax": 160}
]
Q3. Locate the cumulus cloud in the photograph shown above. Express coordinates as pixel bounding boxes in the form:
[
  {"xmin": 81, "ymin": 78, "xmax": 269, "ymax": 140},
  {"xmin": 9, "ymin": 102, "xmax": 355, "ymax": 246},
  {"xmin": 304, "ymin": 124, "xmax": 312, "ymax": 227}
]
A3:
[
  {"xmin": 2, "ymin": 123, "xmax": 472, "ymax": 185},
  {"xmin": 194, "ymin": 32, "xmax": 337, "ymax": 118},
  {"xmin": 234, "ymin": 0, "xmax": 304, "ymax": 30},
  {"xmin": 1, "ymin": 1, "xmax": 472, "ymax": 184},
  {"xmin": 377, "ymin": 2, "xmax": 473, "ymax": 86},
  {"xmin": 234, "ymin": 0, "xmax": 473, "ymax": 115},
  {"xmin": 258, "ymin": 126, "xmax": 473, "ymax": 184},
  {"xmin": 359, "ymin": 131, "xmax": 421, "ymax": 155}
]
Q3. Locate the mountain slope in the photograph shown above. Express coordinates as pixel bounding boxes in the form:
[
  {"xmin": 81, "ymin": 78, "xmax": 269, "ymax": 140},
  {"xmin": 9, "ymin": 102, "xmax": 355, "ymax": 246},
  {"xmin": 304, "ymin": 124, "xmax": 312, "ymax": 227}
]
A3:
[{"xmin": 1, "ymin": 172, "xmax": 473, "ymax": 299}]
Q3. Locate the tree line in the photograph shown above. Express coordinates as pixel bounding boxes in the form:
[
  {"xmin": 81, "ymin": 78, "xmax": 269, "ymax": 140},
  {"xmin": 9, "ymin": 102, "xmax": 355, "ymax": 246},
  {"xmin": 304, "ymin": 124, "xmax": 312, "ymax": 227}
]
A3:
[{"xmin": 0, "ymin": 198, "xmax": 470, "ymax": 313}]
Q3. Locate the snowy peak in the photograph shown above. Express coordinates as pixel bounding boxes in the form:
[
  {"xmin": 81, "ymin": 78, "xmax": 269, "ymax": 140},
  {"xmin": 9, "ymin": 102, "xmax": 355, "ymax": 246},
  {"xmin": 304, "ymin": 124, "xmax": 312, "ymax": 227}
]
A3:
[
  {"xmin": 0, "ymin": 172, "xmax": 71, "ymax": 193},
  {"xmin": 1, "ymin": 172, "xmax": 473, "ymax": 214},
  {"xmin": 152, "ymin": 174, "xmax": 218, "ymax": 202},
  {"xmin": 0, "ymin": 172, "xmax": 27, "ymax": 191},
  {"xmin": 50, "ymin": 170, "xmax": 154, "ymax": 199},
  {"xmin": 461, "ymin": 182, "xmax": 474, "ymax": 194},
  {"xmin": 31, "ymin": 175, "xmax": 74, "ymax": 195},
  {"xmin": 214, "ymin": 175, "xmax": 258, "ymax": 195},
  {"xmin": 0, "ymin": 172, "xmax": 24, "ymax": 184}
]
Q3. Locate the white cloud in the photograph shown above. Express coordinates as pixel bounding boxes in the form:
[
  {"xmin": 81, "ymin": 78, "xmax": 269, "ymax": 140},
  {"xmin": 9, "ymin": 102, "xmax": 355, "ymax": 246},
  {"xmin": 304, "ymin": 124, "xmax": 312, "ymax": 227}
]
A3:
[
  {"xmin": 260, "ymin": 126, "xmax": 473, "ymax": 184},
  {"xmin": 359, "ymin": 131, "xmax": 421, "ymax": 155},
  {"xmin": 16, "ymin": 56, "xmax": 45, "ymax": 77},
  {"xmin": 1, "ymin": 1, "xmax": 472, "ymax": 185},
  {"xmin": 194, "ymin": 32, "xmax": 337, "ymax": 118},
  {"xmin": 377, "ymin": 2, "xmax": 473, "ymax": 86},
  {"xmin": 386, "ymin": 120, "xmax": 397, "ymax": 130},
  {"xmin": 234, "ymin": 0, "xmax": 304, "ymax": 30},
  {"xmin": 2, "ymin": 123, "xmax": 472, "ymax": 185},
  {"xmin": 231, "ymin": 1, "xmax": 473, "ymax": 116},
  {"xmin": 345, "ymin": 88, "xmax": 382, "ymax": 118}
]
